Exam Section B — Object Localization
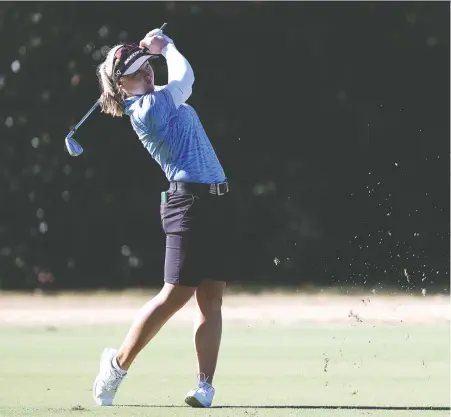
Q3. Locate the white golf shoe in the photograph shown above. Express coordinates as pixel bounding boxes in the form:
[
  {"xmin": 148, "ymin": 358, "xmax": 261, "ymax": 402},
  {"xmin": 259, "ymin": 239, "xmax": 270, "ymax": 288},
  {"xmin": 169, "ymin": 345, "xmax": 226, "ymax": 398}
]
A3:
[
  {"xmin": 184, "ymin": 374, "xmax": 215, "ymax": 408},
  {"xmin": 92, "ymin": 348, "xmax": 127, "ymax": 406}
]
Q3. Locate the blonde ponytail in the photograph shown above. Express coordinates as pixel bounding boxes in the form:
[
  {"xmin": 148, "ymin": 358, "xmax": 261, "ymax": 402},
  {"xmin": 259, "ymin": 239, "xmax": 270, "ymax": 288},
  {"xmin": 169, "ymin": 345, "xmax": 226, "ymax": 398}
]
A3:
[{"xmin": 97, "ymin": 45, "xmax": 126, "ymax": 117}]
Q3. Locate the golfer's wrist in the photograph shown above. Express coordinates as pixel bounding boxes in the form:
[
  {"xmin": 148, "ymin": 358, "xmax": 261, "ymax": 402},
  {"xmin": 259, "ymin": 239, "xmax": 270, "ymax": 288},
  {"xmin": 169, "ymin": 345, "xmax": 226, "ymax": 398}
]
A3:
[{"xmin": 161, "ymin": 42, "xmax": 176, "ymax": 57}]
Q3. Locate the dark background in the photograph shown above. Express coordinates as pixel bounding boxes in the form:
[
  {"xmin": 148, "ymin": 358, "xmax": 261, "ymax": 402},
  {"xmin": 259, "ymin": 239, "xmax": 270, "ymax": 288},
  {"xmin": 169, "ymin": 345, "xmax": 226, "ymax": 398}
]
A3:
[{"xmin": 0, "ymin": 2, "xmax": 449, "ymax": 292}]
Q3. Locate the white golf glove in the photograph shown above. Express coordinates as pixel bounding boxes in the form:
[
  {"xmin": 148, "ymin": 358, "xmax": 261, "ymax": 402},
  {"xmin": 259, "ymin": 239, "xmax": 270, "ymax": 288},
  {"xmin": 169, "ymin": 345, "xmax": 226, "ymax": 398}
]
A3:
[{"xmin": 144, "ymin": 28, "xmax": 174, "ymax": 45}]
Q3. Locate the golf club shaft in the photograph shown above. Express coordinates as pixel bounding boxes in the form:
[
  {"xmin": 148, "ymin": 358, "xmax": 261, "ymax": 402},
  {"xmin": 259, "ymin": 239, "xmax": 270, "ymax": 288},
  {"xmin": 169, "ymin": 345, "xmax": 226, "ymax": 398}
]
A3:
[{"xmin": 69, "ymin": 100, "xmax": 99, "ymax": 135}]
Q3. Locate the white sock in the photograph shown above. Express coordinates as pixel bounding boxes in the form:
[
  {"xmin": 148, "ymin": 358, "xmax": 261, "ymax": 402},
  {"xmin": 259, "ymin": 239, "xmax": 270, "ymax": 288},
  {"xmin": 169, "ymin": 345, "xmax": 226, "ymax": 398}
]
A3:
[{"xmin": 111, "ymin": 356, "xmax": 127, "ymax": 375}]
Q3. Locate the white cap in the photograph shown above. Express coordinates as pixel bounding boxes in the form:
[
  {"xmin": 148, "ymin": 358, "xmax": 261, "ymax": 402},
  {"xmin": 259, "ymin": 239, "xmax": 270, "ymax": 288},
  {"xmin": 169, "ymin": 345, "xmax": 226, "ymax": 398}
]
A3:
[{"xmin": 122, "ymin": 55, "xmax": 152, "ymax": 76}]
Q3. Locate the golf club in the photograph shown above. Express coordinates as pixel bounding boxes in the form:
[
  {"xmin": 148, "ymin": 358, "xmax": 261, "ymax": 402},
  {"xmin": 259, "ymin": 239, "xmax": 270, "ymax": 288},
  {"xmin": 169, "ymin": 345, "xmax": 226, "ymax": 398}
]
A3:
[
  {"xmin": 65, "ymin": 23, "xmax": 168, "ymax": 157},
  {"xmin": 65, "ymin": 99, "xmax": 99, "ymax": 156}
]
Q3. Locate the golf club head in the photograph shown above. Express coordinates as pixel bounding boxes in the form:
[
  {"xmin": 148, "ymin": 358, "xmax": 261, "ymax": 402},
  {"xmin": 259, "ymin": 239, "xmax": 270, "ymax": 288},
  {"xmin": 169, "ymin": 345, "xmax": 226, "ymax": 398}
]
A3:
[{"xmin": 65, "ymin": 134, "xmax": 84, "ymax": 157}]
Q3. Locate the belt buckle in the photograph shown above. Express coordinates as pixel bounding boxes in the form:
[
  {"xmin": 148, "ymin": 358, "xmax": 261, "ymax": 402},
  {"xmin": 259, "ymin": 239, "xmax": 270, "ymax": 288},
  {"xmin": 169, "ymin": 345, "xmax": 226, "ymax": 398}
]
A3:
[
  {"xmin": 209, "ymin": 183, "xmax": 228, "ymax": 195},
  {"xmin": 217, "ymin": 182, "xmax": 228, "ymax": 196}
]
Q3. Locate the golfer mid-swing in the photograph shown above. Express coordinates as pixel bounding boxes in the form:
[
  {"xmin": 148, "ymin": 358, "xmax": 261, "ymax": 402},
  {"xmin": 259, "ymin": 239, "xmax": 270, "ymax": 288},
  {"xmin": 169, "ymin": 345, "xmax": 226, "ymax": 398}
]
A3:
[{"xmin": 92, "ymin": 27, "xmax": 233, "ymax": 408}]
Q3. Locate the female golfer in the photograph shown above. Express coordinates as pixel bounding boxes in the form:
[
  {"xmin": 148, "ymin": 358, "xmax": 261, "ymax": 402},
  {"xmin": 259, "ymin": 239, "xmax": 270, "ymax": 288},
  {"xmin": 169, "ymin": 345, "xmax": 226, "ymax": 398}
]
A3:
[{"xmin": 92, "ymin": 27, "xmax": 232, "ymax": 408}]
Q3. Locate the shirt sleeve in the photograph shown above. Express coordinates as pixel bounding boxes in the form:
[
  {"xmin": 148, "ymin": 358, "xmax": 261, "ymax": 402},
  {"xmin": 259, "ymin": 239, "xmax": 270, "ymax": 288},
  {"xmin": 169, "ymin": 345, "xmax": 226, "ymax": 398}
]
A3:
[
  {"xmin": 160, "ymin": 43, "xmax": 195, "ymax": 109},
  {"xmin": 134, "ymin": 88, "xmax": 176, "ymax": 130}
]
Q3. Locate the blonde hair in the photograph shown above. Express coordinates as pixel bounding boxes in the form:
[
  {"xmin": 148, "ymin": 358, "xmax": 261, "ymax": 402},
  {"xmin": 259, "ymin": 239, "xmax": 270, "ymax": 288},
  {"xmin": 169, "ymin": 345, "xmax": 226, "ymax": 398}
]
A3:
[{"xmin": 97, "ymin": 45, "xmax": 127, "ymax": 117}]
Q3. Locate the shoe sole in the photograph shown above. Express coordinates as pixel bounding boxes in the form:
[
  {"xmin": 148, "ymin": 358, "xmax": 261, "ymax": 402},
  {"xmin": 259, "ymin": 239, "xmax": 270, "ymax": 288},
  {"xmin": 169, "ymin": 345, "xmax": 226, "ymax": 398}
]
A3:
[{"xmin": 184, "ymin": 395, "xmax": 209, "ymax": 408}]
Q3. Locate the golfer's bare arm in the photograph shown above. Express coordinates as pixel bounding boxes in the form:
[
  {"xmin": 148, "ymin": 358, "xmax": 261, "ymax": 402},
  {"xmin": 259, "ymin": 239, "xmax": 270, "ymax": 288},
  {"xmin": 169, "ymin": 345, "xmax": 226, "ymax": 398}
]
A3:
[{"xmin": 161, "ymin": 41, "xmax": 195, "ymax": 108}]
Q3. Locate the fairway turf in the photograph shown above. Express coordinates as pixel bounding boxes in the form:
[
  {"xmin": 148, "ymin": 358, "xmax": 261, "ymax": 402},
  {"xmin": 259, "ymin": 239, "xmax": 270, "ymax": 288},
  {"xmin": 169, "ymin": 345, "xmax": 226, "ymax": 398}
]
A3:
[{"xmin": 0, "ymin": 320, "xmax": 449, "ymax": 417}]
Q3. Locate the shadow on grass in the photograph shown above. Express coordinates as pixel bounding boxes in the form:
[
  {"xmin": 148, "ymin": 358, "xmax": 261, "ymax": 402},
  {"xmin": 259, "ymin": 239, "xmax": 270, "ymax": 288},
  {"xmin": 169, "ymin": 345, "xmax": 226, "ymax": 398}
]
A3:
[
  {"xmin": 118, "ymin": 405, "xmax": 184, "ymax": 408},
  {"xmin": 215, "ymin": 406, "xmax": 450, "ymax": 411},
  {"xmin": 119, "ymin": 405, "xmax": 450, "ymax": 411}
]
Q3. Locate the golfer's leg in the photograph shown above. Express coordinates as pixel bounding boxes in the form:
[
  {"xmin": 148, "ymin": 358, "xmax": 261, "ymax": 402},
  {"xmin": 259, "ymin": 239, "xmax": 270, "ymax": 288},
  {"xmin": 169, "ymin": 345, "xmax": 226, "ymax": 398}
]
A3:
[
  {"xmin": 116, "ymin": 283, "xmax": 195, "ymax": 370},
  {"xmin": 193, "ymin": 279, "xmax": 226, "ymax": 384}
]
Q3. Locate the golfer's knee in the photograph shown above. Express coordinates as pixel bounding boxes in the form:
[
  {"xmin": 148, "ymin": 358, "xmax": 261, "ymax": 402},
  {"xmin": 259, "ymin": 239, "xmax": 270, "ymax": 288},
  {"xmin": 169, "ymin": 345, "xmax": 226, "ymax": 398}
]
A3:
[
  {"xmin": 196, "ymin": 282, "xmax": 224, "ymax": 315},
  {"xmin": 158, "ymin": 283, "xmax": 195, "ymax": 311}
]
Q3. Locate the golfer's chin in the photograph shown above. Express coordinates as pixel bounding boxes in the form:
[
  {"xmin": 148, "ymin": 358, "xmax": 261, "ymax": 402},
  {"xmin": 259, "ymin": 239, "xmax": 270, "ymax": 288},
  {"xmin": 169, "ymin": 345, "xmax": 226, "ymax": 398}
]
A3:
[
  {"xmin": 129, "ymin": 83, "xmax": 154, "ymax": 96},
  {"xmin": 142, "ymin": 79, "xmax": 155, "ymax": 94},
  {"xmin": 145, "ymin": 82, "xmax": 155, "ymax": 93}
]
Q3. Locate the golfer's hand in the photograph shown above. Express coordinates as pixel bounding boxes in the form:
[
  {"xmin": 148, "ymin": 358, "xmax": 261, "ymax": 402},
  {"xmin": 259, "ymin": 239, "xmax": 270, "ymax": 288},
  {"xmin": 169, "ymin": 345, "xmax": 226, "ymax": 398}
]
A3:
[
  {"xmin": 140, "ymin": 35, "xmax": 168, "ymax": 54},
  {"xmin": 139, "ymin": 36, "xmax": 166, "ymax": 54},
  {"xmin": 140, "ymin": 28, "xmax": 173, "ymax": 54},
  {"xmin": 144, "ymin": 28, "xmax": 174, "ymax": 43},
  {"xmin": 144, "ymin": 28, "xmax": 164, "ymax": 38}
]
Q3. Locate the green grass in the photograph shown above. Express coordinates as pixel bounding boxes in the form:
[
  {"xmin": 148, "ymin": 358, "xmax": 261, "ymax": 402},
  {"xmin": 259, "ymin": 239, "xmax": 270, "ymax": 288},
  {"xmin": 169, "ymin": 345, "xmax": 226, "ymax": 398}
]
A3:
[{"xmin": 0, "ymin": 322, "xmax": 449, "ymax": 417}]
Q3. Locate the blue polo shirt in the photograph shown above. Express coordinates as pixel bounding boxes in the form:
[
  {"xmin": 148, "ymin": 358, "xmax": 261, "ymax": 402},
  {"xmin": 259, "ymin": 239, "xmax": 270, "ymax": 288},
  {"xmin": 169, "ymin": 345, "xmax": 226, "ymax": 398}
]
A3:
[{"xmin": 123, "ymin": 86, "xmax": 226, "ymax": 184}]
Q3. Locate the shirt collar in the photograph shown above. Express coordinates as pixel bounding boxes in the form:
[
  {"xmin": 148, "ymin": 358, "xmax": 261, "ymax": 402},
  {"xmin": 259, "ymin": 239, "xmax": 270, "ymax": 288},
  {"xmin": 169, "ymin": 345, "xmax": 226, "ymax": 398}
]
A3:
[{"xmin": 123, "ymin": 95, "xmax": 141, "ymax": 115}]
